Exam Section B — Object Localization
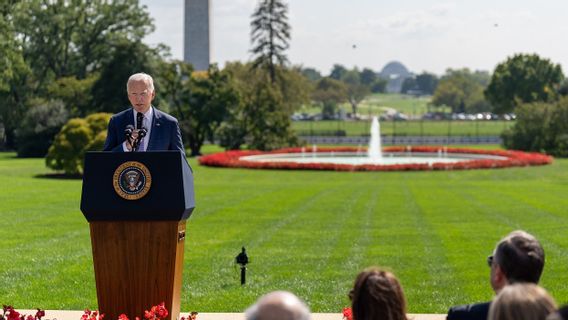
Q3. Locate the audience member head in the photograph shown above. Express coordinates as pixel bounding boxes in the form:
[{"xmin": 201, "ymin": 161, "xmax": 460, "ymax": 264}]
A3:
[
  {"xmin": 489, "ymin": 230, "xmax": 544, "ymax": 292},
  {"xmin": 488, "ymin": 283, "xmax": 556, "ymax": 320},
  {"xmin": 546, "ymin": 305, "xmax": 568, "ymax": 320},
  {"xmin": 245, "ymin": 290, "xmax": 310, "ymax": 320},
  {"xmin": 350, "ymin": 267, "xmax": 408, "ymax": 320}
]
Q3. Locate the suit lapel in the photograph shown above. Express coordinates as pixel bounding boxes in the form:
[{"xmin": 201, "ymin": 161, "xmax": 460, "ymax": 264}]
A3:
[{"xmin": 147, "ymin": 106, "xmax": 161, "ymax": 151}]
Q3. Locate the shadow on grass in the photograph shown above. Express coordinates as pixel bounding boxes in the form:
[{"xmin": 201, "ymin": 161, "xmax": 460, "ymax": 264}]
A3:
[{"xmin": 35, "ymin": 173, "xmax": 83, "ymax": 180}]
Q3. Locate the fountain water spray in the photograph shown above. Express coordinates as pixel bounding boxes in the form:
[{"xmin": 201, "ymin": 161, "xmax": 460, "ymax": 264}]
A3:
[{"xmin": 367, "ymin": 116, "xmax": 383, "ymax": 161}]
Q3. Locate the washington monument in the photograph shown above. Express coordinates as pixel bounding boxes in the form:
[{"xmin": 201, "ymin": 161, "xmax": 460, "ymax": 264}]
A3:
[{"xmin": 184, "ymin": 0, "xmax": 210, "ymax": 71}]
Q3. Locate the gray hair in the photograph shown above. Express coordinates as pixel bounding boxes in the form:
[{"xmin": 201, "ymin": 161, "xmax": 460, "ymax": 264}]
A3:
[
  {"xmin": 245, "ymin": 291, "xmax": 311, "ymax": 320},
  {"xmin": 127, "ymin": 73, "xmax": 155, "ymax": 92}
]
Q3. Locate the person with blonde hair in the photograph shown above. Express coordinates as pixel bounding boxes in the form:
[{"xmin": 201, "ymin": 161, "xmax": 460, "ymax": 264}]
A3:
[
  {"xmin": 488, "ymin": 283, "xmax": 556, "ymax": 320},
  {"xmin": 349, "ymin": 267, "xmax": 408, "ymax": 320}
]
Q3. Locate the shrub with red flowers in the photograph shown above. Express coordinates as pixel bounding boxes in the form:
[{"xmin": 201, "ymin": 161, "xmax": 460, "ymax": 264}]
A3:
[
  {"xmin": 1, "ymin": 304, "xmax": 176, "ymax": 320},
  {"xmin": 1, "ymin": 306, "xmax": 44, "ymax": 320},
  {"xmin": 198, "ymin": 146, "xmax": 553, "ymax": 172},
  {"xmin": 342, "ymin": 307, "xmax": 352, "ymax": 320}
]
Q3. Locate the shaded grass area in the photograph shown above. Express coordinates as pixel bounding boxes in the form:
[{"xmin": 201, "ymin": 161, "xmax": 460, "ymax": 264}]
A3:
[
  {"xmin": 1, "ymin": 152, "xmax": 568, "ymax": 312},
  {"xmin": 292, "ymin": 120, "xmax": 513, "ymax": 137}
]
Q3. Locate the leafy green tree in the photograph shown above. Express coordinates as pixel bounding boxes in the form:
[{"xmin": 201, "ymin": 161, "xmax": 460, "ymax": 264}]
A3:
[
  {"xmin": 0, "ymin": 1, "xmax": 31, "ymax": 149},
  {"xmin": 16, "ymin": 100, "xmax": 69, "ymax": 158},
  {"xmin": 370, "ymin": 79, "xmax": 387, "ymax": 93},
  {"xmin": 415, "ymin": 72, "xmax": 439, "ymax": 95},
  {"xmin": 312, "ymin": 77, "xmax": 347, "ymax": 119},
  {"xmin": 91, "ymin": 40, "xmax": 164, "ymax": 113},
  {"xmin": 329, "ymin": 64, "xmax": 347, "ymax": 80},
  {"xmin": 250, "ymin": 0, "xmax": 290, "ymax": 83},
  {"xmin": 360, "ymin": 68, "xmax": 377, "ymax": 86},
  {"xmin": 502, "ymin": 98, "xmax": 568, "ymax": 157},
  {"xmin": 14, "ymin": 0, "xmax": 154, "ymax": 82},
  {"xmin": 485, "ymin": 53, "xmax": 564, "ymax": 114},
  {"xmin": 341, "ymin": 70, "xmax": 370, "ymax": 116},
  {"xmin": 220, "ymin": 62, "xmax": 309, "ymax": 150},
  {"xmin": 46, "ymin": 113, "xmax": 111, "ymax": 175},
  {"xmin": 47, "ymin": 74, "xmax": 99, "ymax": 117},
  {"xmin": 301, "ymin": 67, "xmax": 322, "ymax": 82},
  {"xmin": 183, "ymin": 66, "xmax": 239, "ymax": 156},
  {"xmin": 401, "ymin": 77, "xmax": 418, "ymax": 94},
  {"xmin": 432, "ymin": 69, "xmax": 491, "ymax": 113}
]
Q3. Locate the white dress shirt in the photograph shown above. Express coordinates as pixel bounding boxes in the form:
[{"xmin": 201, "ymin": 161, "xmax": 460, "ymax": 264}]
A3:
[{"xmin": 122, "ymin": 107, "xmax": 153, "ymax": 152}]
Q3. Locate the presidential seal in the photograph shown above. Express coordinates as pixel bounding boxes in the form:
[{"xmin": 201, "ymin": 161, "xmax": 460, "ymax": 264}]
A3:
[{"xmin": 113, "ymin": 161, "xmax": 152, "ymax": 200}]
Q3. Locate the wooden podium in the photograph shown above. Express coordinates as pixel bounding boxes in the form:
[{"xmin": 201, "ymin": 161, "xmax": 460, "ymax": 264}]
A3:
[{"xmin": 80, "ymin": 151, "xmax": 195, "ymax": 320}]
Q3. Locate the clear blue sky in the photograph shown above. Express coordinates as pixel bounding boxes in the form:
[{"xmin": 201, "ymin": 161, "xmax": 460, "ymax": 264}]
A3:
[{"xmin": 140, "ymin": 0, "xmax": 568, "ymax": 76}]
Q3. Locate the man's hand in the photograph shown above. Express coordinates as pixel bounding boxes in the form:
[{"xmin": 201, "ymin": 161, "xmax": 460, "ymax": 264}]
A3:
[{"xmin": 125, "ymin": 130, "xmax": 140, "ymax": 151}]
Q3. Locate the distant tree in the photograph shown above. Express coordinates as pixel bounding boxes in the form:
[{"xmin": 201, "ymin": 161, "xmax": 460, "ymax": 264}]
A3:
[
  {"xmin": 400, "ymin": 77, "xmax": 418, "ymax": 94},
  {"xmin": 220, "ymin": 62, "xmax": 310, "ymax": 150},
  {"xmin": 485, "ymin": 53, "xmax": 564, "ymax": 114},
  {"xmin": 360, "ymin": 68, "xmax": 377, "ymax": 86},
  {"xmin": 341, "ymin": 70, "xmax": 370, "ymax": 116},
  {"xmin": 47, "ymin": 74, "xmax": 99, "ymax": 117},
  {"xmin": 432, "ymin": 69, "xmax": 491, "ymax": 113},
  {"xmin": 301, "ymin": 67, "xmax": 322, "ymax": 82},
  {"xmin": 415, "ymin": 72, "xmax": 439, "ymax": 95},
  {"xmin": 15, "ymin": 100, "xmax": 69, "ymax": 157},
  {"xmin": 502, "ymin": 98, "xmax": 568, "ymax": 157},
  {"xmin": 558, "ymin": 78, "xmax": 568, "ymax": 96},
  {"xmin": 312, "ymin": 77, "xmax": 347, "ymax": 119},
  {"xmin": 329, "ymin": 64, "xmax": 347, "ymax": 80},
  {"xmin": 370, "ymin": 79, "xmax": 387, "ymax": 93},
  {"xmin": 250, "ymin": 0, "xmax": 290, "ymax": 83},
  {"xmin": 185, "ymin": 66, "xmax": 239, "ymax": 156}
]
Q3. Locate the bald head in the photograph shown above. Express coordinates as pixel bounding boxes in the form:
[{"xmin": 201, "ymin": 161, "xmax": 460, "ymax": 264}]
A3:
[{"xmin": 246, "ymin": 291, "xmax": 310, "ymax": 320}]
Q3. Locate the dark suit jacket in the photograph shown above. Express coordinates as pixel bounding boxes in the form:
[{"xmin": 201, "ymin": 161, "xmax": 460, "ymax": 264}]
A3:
[
  {"xmin": 447, "ymin": 302, "xmax": 490, "ymax": 320},
  {"xmin": 103, "ymin": 107, "xmax": 185, "ymax": 155}
]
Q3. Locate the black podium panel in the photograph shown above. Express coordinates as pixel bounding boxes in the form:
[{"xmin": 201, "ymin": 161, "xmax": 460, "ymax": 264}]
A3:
[{"xmin": 81, "ymin": 151, "xmax": 195, "ymax": 221}]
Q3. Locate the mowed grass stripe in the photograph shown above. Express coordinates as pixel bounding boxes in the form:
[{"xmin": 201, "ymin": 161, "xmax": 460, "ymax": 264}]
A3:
[
  {"xmin": 185, "ymin": 172, "xmax": 350, "ymax": 310},
  {"xmin": 447, "ymin": 178, "xmax": 568, "ymax": 302}
]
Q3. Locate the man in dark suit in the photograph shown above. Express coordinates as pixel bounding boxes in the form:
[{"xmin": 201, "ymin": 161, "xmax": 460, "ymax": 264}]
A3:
[
  {"xmin": 447, "ymin": 230, "xmax": 544, "ymax": 320},
  {"xmin": 103, "ymin": 72, "xmax": 185, "ymax": 155}
]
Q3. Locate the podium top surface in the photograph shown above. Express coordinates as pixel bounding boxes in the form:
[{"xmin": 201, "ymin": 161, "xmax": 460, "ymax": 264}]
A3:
[{"xmin": 80, "ymin": 151, "xmax": 195, "ymax": 221}]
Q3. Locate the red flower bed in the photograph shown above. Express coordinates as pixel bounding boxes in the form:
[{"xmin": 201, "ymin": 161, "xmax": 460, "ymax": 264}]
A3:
[{"xmin": 198, "ymin": 147, "xmax": 553, "ymax": 172}]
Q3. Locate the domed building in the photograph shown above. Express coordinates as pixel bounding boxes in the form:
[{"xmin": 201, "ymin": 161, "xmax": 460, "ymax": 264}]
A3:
[{"xmin": 379, "ymin": 61, "xmax": 413, "ymax": 93}]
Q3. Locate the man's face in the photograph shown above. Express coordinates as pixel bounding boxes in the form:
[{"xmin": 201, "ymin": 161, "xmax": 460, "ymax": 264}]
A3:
[
  {"xmin": 128, "ymin": 80, "xmax": 155, "ymax": 113},
  {"xmin": 489, "ymin": 251, "xmax": 507, "ymax": 293}
]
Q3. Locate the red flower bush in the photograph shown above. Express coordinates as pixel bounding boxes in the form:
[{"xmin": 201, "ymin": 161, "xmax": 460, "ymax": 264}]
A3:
[
  {"xmin": 342, "ymin": 307, "xmax": 352, "ymax": 320},
  {"xmin": 1, "ymin": 306, "xmax": 44, "ymax": 320},
  {"xmin": 198, "ymin": 147, "xmax": 553, "ymax": 172}
]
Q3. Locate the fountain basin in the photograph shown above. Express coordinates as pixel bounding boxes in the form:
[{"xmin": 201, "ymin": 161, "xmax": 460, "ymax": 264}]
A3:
[{"xmin": 198, "ymin": 147, "xmax": 553, "ymax": 171}]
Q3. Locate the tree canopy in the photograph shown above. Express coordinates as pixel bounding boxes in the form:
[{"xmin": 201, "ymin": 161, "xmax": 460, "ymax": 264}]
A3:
[{"xmin": 485, "ymin": 53, "xmax": 564, "ymax": 114}]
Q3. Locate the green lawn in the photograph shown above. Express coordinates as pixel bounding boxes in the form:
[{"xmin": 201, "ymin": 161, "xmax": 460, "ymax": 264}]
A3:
[
  {"xmin": 1, "ymin": 152, "xmax": 568, "ymax": 313},
  {"xmin": 292, "ymin": 120, "xmax": 514, "ymax": 137}
]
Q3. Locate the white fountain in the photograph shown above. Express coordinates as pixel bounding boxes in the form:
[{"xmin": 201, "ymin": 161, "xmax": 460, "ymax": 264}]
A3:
[
  {"xmin": 367, "ymin": 116, "xmax": 383, "ymax": 161},
  {"xmin": 238, "ymin": 117, "xmax": 508, "ymax": 166}
]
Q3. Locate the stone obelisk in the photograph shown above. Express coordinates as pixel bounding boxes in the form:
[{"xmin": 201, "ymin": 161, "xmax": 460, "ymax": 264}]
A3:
[{"xmin": 184, "ymin": 0, "xmax": 210, "ymax": 71}]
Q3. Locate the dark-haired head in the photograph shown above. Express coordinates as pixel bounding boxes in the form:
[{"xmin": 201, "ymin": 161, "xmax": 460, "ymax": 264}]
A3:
[
  {"xmin": 494, "ymin": 230, "xmax": 544, "ymax": 285},
  {"xmin": 350, "ymin": 267, "xmax": 407, "ymax": 320}
]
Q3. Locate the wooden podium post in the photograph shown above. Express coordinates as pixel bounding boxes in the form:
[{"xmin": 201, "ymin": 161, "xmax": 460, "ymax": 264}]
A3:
[{"xmin": 81, "ymin": 152, "xmax": 195, "ymax": 320}]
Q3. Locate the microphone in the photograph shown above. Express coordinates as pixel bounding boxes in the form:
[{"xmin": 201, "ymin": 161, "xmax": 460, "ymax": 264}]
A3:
[
  {"xmin": 138, "ymin": 128, "xmax": 147, "ymax": 139},
  {"xmin": 124, "ymin": 125, "xmax": 134, "ymax": 138}
]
